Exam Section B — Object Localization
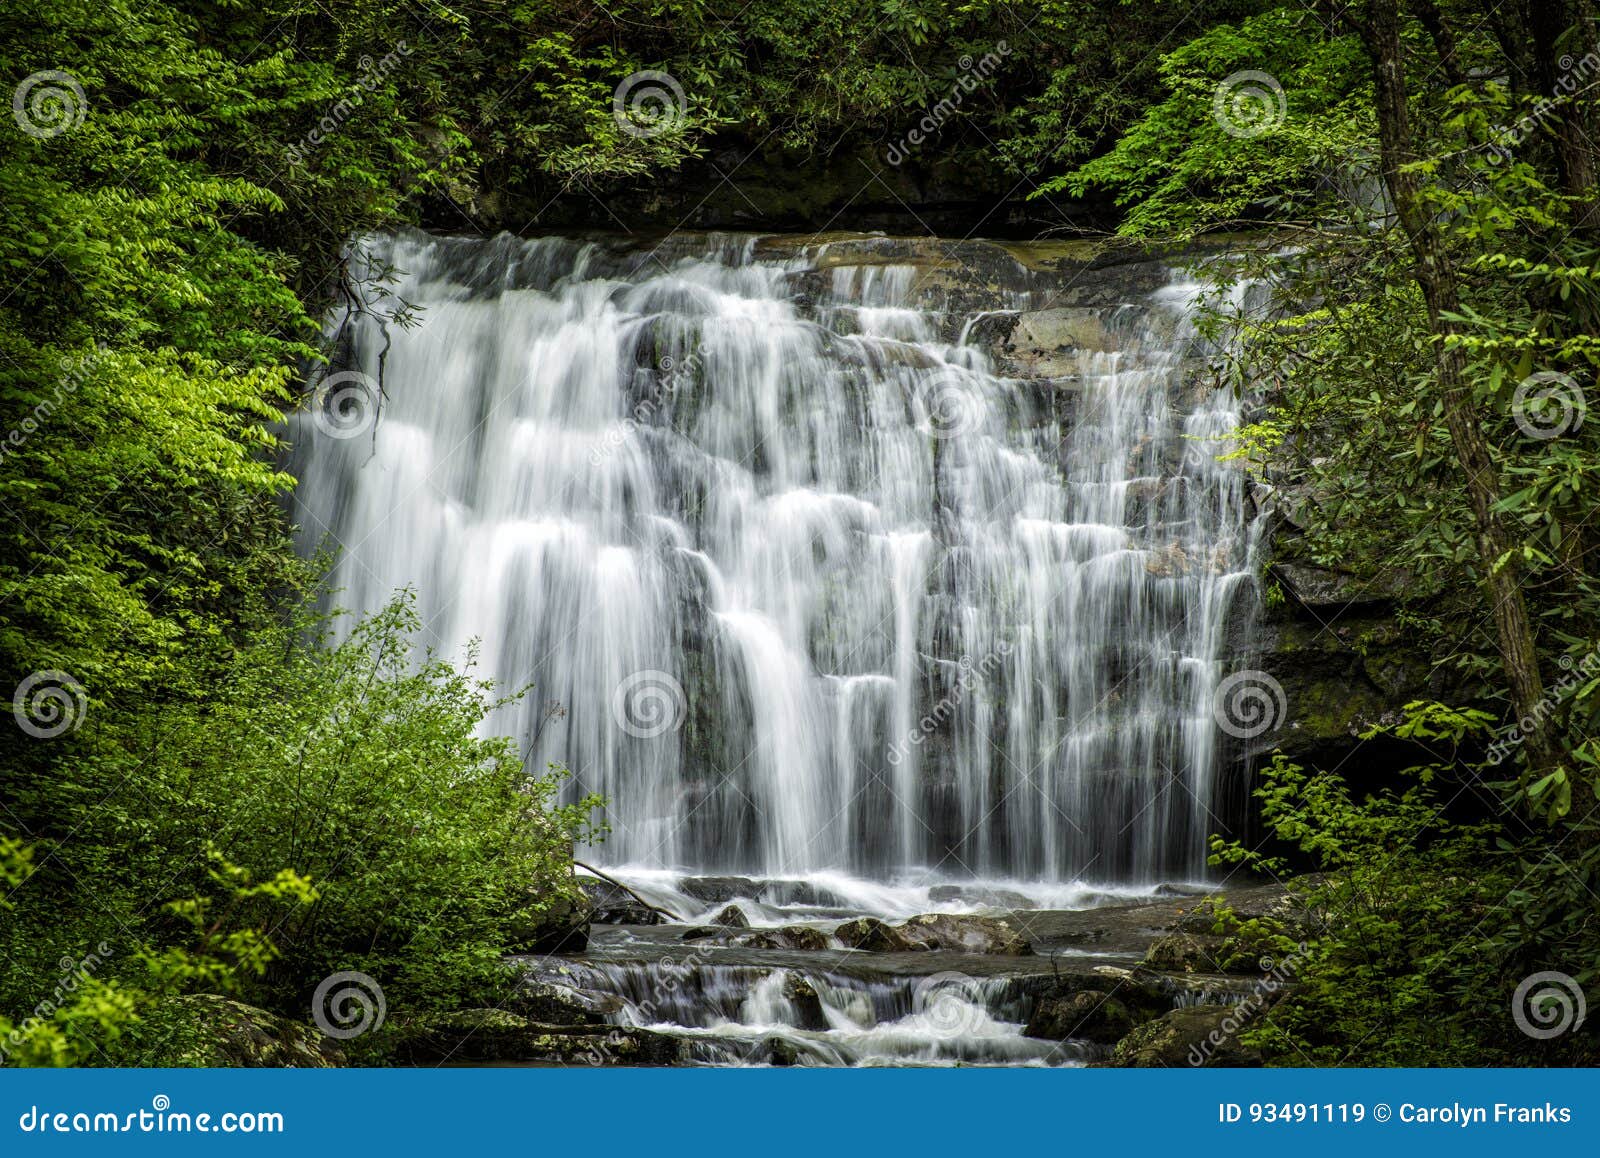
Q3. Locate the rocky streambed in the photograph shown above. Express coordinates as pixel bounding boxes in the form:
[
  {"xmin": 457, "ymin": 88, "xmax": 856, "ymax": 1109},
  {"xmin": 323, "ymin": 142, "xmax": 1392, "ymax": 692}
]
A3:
[{"xmin": 433, "ymin": 871, "xmax": 1313, "ymax": 1068}]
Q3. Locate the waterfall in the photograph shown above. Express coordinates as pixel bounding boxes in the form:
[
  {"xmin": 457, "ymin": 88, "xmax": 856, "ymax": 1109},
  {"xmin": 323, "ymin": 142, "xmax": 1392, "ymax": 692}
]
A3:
[{"xmin": 289, "ymin": 230, "xmax": 1258, "ymax": 887}]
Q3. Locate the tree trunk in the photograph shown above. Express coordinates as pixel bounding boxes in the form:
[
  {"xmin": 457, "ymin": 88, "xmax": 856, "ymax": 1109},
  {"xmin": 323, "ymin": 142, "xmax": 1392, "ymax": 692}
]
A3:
[{"xmin": 1361, "ymin": 0, "xmax": 1555, "ymax": 771}]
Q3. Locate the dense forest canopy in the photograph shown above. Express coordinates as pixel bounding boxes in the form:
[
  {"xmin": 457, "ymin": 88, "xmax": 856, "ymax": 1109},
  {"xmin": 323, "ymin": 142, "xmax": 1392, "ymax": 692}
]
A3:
[{"xmin": 1, "ymin": 0, "xmax": 1596, "ymax": 1065}]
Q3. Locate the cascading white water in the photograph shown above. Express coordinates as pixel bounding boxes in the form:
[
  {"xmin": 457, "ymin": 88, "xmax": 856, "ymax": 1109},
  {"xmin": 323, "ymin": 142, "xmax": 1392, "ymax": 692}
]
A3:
[{"xmin": 289, "ymin": 230, "xmax": 1258, "ymax": 887}]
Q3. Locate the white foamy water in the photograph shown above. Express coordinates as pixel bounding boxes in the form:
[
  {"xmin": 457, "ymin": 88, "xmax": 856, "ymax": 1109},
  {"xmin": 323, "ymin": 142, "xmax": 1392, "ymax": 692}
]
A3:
[{"xmin": 288, "ymin": 230, "xmax": 1260, "ymax": 886}]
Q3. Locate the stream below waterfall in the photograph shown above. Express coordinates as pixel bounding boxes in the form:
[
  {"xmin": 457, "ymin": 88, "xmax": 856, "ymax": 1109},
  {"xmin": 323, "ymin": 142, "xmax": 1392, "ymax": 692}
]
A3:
[{"xmin": 289, "ymin": 228, "xmax": 1264, "ymax": 1066}]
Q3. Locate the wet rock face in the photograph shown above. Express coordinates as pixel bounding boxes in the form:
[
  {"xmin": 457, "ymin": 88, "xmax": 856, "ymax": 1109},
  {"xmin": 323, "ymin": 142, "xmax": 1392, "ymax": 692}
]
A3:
[
  {"xmin": 578, "ymin": 878, "xmax": 662, "ymax": 926},
  {"xmin": 1025, "ymin": 991, "xmax": 1136, "ymax": 1045},
  {"xmin": 693, "ymin": 912, "xmax": 1034, "ymax": 954},
  {"xmin": 505, "ymin": 978, "xmax": 623, "ymax": 1025}
]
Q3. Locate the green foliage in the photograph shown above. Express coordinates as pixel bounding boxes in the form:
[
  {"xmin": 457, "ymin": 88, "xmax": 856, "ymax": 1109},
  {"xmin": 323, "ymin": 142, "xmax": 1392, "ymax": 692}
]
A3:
[
  {"xmin": 122, "ymin": 593, "xmax": 601, "ymax": 1011},
  {"xmin": 1211, "ymin": 751, "xmax": 1528, "ymax": 1065}
]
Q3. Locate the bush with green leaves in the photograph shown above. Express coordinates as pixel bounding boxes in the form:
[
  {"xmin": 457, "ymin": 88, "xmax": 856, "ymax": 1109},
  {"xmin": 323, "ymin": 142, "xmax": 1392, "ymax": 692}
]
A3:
[{"xmin": 1213, "ymin": 703, "xmax": 1595, "ymax": 1065}]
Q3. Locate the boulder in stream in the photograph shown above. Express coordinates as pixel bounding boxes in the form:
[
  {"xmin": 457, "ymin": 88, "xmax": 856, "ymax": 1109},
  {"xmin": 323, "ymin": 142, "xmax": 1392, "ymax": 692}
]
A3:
[
  {"xmin": 832, "ymin": 912, "xmax": 1032, "ymax": 954},
  {"xmin": 1109, "ymin": 1006, "xmax": 1262, "ymax": 1067},
  {"xmin": 1025, "ymin": 991, "xmax": 1135, "ymax": 1045},
  {"xmin": 578, "ymin": 877, "xmax": 663, "ymax": 925}
]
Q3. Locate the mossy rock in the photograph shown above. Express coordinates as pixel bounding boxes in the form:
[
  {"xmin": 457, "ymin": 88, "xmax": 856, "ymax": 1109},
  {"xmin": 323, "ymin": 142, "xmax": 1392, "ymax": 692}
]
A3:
[
  {"xmin": 1109, "ymin": 1006, "xmax": 1262, "ymax": 1068},
  {"xmin": 143, "ymin": 995, "xmax": 345, "ymax": 1068},
  {"xmin": 366, "ymin": 1008, "xmax": 680, "ymax": 1066},
  {"xmin": 1142, "ymin": 933, "xmax": 1225, "ymax": 973},
  {"xmin": 1025, "ymin": 991, "xmax": 1136, "ymax": 1044}
]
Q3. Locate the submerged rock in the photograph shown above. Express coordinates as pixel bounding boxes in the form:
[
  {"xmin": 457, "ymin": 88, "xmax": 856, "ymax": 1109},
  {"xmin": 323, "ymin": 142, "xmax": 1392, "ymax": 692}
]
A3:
[
  {"xmin": 680, "ymin": 903, "xmax": 751, "ymax": 941},
  {"xmin": 678, "ymin": 875, "xmax": 759, "ymax": 904},
  {"xmin": 578, "ymin": 878, "xmax": 662, "ymax": 926},
  {"xmin": 927, "ymin": 884, "xmax": 1037, "ymax": 910},
  {"xmin": 742, "ymin": 925, "xmax": 832, "ymax": 951},
  {"xmin": 782, "ymin": 975, "xmax": 829, "ymax": 1031},
  {"xmin": 831, "ymin": 913, "xmax": 1033, "ymax": 954}
]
